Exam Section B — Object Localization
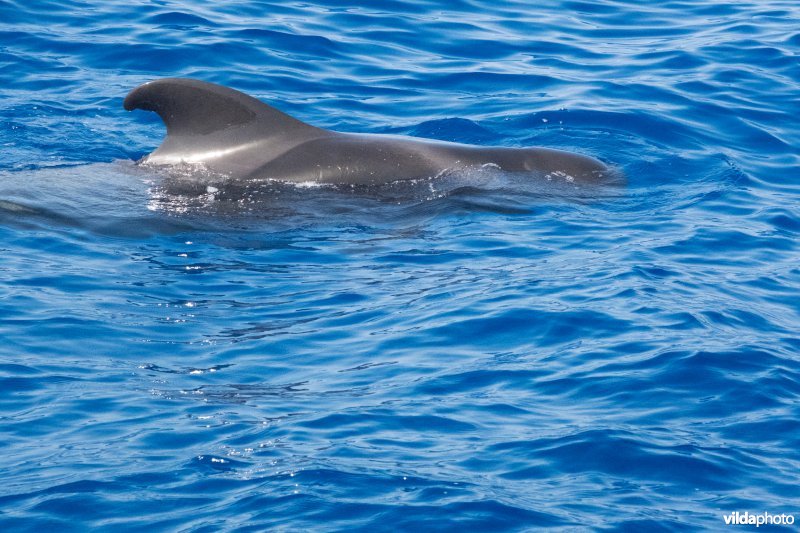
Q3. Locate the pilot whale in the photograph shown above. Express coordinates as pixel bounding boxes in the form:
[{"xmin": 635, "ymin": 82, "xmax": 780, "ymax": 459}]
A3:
[{"xmin": 124, "ymin": 78, "xmax": 610, "ymax": 185}]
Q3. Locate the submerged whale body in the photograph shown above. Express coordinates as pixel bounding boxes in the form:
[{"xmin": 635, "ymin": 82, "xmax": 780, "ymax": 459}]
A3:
[{"xmin": 124, "ymin": 78, "xmax": 610, "ymax": 185}]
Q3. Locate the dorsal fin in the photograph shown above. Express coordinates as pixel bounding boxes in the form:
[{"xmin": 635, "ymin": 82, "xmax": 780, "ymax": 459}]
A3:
[{"xmin": 123, "ymin": 78, "xmax": 320, "ymax": 138}]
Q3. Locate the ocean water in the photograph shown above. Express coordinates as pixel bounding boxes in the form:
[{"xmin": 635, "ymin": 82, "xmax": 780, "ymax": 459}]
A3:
[{"xmin": 1, "ymin": 0, "xmax": 799, "ymax": 530}]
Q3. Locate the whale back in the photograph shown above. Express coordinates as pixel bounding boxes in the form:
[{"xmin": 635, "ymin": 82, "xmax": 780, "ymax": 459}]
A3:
[{"xmin": 124, "ymin": 78, "xmax": 612, "ymax": 184}]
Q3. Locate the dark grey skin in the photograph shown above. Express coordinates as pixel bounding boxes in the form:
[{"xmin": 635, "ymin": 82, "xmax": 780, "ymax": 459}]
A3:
[{"xmin": 124, "ymin": 78, "xmax": 610, "ymax": 185}]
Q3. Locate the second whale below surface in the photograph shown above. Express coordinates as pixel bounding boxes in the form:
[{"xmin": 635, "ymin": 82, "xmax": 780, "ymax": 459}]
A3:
[{"xmin": 124, "ymin": 78, "xmax": 613, "ymax": 186}]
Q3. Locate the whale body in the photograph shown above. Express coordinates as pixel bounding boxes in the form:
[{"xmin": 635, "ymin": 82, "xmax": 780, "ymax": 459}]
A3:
[{"xmin": 124, "ymin": 78, "xmax": 610, "ymax": 185}]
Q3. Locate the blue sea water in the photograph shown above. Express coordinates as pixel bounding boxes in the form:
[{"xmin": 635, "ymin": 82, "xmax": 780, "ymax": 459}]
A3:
[{"xmin": 1, "ymin": 0, "xmax": 799, "ymax": 530}]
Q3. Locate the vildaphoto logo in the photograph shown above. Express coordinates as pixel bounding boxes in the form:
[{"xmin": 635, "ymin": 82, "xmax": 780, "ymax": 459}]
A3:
[{"xmin": 723, "ymin": 511, "xmax": 795, "ymax": 527}]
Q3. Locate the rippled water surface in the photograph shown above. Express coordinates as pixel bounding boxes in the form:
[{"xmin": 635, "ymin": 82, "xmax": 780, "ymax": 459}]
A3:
[{"xmin": 1, "ymin": 0, "xmax": 799, "ymax": 530}]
